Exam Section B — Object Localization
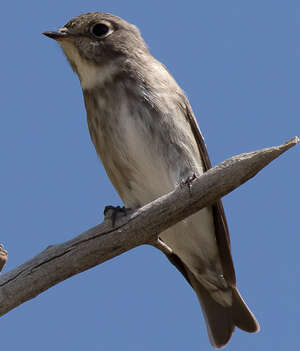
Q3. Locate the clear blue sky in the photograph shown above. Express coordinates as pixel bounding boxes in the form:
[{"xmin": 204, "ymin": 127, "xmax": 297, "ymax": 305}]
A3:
[{"xmin": 1, "ymin": 1, "xmax": 299, "ymax": 350}]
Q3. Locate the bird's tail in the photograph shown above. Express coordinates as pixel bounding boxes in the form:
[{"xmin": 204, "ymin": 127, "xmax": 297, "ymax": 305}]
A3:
[{"xmin": 189, "ymin": 274, "xmax": 260, "ymax": 349}]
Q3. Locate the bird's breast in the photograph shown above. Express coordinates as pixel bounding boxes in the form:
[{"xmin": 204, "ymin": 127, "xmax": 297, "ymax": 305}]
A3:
[
  {"xmin": 83, "ymin": 84, "xmax": 202, "ymax": 208},
  {"xmin": 83, "ymin": 82, "xmax": 223, "ymax": 293}
]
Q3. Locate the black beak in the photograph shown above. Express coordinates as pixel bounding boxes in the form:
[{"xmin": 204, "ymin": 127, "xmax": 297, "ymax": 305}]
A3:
[{"xmin": 43, "ymin": 30, "xmax": 70, "ymax": 41}]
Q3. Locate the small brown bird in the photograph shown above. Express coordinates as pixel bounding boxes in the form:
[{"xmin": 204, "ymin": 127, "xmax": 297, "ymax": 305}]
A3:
[{"xmin": 44, "ymin": 12, "xmax": 259, "ymax": 348}]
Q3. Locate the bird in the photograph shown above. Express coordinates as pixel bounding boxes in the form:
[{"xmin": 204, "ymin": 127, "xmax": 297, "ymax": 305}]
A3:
[{"xmin": 43, "ymin": 12, "xmax": 259, "ymax": 348}]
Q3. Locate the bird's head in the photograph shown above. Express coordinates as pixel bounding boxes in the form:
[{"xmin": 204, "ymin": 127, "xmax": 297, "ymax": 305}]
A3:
[{"xmin": 43, "ymin": 12, "xmax": 148, "ymax": 89}]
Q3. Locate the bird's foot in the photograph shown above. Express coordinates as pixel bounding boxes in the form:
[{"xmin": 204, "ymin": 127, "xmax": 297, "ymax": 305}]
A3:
[
  {"xmin": 103, "ymin": 205, "xmax": 132, "ymax": 226},
  {"xmin": 180, "ymin": 173, "xmax": 197, "ymax": 196},
  {"xmin": 0, "ymin": 244, "xmax": 8, "ymax": 272}
]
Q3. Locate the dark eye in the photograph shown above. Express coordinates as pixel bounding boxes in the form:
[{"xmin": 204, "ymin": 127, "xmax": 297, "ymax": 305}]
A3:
[{"xmin": 91, "ymin": 23, "xmax": 110, "ymax": 38}]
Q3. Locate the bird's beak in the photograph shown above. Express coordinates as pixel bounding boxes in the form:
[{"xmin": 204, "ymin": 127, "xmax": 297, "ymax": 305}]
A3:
[{"xmin": 43, "ymin": 28, "xmax": 72, "ymax": 41}]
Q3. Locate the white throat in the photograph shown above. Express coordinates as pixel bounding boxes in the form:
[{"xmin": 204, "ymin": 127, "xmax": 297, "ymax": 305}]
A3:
[{"xmin": 60, "ymin": 41, "xmax": 119, "ymax": 90}]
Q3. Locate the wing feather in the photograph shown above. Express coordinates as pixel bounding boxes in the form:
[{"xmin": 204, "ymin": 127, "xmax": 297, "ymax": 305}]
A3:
[{"xmin": 181, "ymin": 99, "xmax": 236, "ymax": 286}]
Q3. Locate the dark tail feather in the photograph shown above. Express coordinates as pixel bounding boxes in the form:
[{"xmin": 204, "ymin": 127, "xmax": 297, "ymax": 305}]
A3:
[
  {"xmin": 191, "ymin": 277, "xmax": 234, "ymax": 349},
  {"xmin": 164, "ymin": 252, "xmax": 259, "ymax": 348},
  {"xmin": 189, "ymin": 274, "xmax": 259, "ymax": 349},
  {"xmin": 232, "ymin": 287, "xmax": 260, "ymax": 333}
]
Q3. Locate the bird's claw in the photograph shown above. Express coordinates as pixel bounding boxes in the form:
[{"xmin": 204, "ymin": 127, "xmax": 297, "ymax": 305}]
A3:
[
  {"xmin": 104, "ymin": 205, "xmax": 131, "ymax": 226},
  {"xmin": 180, "ymin": 173, "xmax": 197, "ymax": 196}
]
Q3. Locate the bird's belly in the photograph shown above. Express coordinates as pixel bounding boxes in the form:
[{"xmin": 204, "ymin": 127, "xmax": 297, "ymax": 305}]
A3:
[
  {"xmin": 99, "ymin": 130, "xmax": 175, "ymax": 208},
  {"xmin": 90, "ymin": 101, "xmax": 222, "ymax": 282},
  {"xmin": 96, "ymin": 111, "xmax": 220, "ymax": 266},
  {"xmin": 160, "ymin": 208, "xmax": 219, "ymax": 269},
  {"xmin": 92, "ymin": 113, "xmax": 224, "ymax": 295},
  {"xmin": 111, "ymin": 125, "xmax": 221, "ymax": 277}
]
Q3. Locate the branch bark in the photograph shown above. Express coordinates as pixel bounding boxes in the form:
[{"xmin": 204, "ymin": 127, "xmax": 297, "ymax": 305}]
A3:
[{"xmin": 0, "ymin": 137, "xmax": 298, "ymax": 316}]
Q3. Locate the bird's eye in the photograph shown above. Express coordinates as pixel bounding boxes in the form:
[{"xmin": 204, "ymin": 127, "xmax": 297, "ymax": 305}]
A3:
[{"xmin": 91, "ymin": 23, "xmax": 111, "ymax": 38}]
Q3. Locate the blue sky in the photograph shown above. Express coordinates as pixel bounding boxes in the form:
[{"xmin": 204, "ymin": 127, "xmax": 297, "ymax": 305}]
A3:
[{"xmin": 0, "ymin": 1, "xmax": 299, "ymax": 350}]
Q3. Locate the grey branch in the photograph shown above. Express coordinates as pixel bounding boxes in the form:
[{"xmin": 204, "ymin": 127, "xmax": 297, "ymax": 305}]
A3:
[{"xmin": 0, "ymin": 137, "xmax": 298, "ymax": 317}]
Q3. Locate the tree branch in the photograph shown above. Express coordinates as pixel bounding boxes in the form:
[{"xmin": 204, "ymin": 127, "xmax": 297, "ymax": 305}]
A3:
[{"xmin": 0, "ymin": 137, "xmax": 298, "ymax": 316}]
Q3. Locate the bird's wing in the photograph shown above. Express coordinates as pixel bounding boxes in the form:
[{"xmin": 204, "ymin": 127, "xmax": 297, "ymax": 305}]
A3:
[{"xmin": 180, "ymin": 99, "xmax": 236, "ymax": 286}]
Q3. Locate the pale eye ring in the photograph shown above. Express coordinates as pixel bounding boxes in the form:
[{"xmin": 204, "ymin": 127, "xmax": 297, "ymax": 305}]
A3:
[{"xmin": 90, "ymin": 22, "xmax": 112, "ymax": 38}]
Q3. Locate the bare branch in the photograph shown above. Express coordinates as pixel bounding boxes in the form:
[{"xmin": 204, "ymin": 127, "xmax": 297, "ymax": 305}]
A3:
[{"xmin": 0, "ymin": 137, "xmax": 298, "ymax": 317}]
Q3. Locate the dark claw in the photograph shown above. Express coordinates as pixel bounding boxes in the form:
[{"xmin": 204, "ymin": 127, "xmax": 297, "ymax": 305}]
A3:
[
  {"xmin": 180, "ymin": 173, "xmax": 197, "ymax": 196},
  {"xmin": 103, "ymin": 205, "xmax": 131, "ymax": 226}
]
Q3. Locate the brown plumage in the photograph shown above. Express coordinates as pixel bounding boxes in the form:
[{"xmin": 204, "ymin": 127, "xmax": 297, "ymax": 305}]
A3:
[{"xmin": 44, "ymin": 12, "xmax": 259, "ymax": 348}]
